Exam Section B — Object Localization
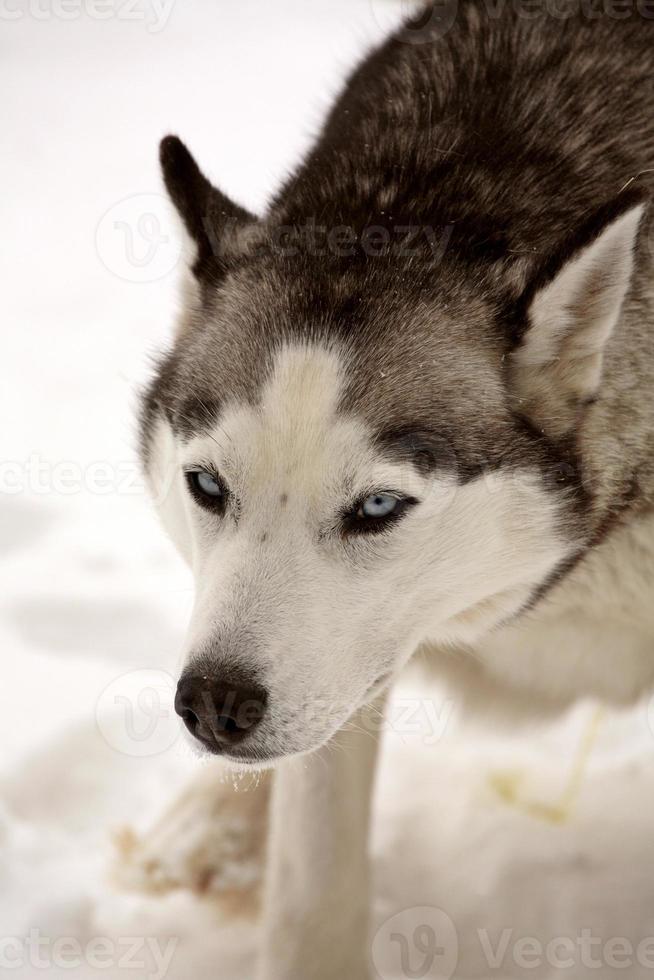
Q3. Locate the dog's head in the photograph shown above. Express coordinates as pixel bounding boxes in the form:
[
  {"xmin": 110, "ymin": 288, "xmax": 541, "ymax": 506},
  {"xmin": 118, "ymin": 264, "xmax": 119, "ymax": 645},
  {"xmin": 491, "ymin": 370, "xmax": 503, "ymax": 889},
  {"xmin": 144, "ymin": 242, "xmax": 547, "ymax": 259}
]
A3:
[{"xmin": 140, "ymin": 136, "xmax": 645, "ymax": 765}]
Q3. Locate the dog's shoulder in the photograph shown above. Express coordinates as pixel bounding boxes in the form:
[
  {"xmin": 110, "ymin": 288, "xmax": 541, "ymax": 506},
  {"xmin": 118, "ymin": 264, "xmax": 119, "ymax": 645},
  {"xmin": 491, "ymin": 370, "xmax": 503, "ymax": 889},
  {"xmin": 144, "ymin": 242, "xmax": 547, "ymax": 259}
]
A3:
[{"xmin": 440, "ymin": 509, "xmax": 654, "ymax": 710}]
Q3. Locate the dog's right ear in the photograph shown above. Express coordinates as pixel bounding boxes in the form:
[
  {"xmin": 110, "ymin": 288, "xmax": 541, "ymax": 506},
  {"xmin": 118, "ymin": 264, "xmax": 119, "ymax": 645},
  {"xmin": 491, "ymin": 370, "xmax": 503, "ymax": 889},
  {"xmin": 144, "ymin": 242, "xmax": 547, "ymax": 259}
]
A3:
[{"xmin": 159, "ymin": 135, "xmax": 256, "ymax": 278}]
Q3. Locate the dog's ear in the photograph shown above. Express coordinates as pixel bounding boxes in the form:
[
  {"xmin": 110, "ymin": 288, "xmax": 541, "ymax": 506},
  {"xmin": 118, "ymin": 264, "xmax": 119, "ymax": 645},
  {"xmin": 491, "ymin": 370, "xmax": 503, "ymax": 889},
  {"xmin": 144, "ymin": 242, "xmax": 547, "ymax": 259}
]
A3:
[
  {"xmin": 508, "ymin": 192, "xmax": 647, "ymax": 439},
  {"xmin": 159, "ymin": 135, "xmax": 256, "ymax": 278}
]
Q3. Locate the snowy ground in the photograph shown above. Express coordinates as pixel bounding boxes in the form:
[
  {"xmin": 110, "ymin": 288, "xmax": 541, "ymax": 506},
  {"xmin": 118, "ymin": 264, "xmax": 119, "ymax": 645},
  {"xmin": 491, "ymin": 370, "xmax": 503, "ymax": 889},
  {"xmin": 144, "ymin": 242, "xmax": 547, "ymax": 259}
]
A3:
[{"xmin": 3, "ymin": 2, "xmax": 654, "ymax": 977}]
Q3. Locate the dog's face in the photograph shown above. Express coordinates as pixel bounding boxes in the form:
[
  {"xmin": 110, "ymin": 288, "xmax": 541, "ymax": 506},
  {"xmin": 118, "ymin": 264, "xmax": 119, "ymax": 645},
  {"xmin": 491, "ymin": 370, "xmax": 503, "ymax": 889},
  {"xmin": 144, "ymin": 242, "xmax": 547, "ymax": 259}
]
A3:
[{"xmin": 140, "ymin": 138, "xmax": 644, "ymax": 765}]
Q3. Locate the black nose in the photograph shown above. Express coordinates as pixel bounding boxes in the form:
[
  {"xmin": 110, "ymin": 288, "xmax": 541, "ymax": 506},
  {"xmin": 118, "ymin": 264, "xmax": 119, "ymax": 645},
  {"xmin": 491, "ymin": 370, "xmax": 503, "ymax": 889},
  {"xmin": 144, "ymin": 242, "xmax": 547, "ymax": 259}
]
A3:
[{"xmin": 174, "ymin": 669, "xmax": 268, "ymax": 753}]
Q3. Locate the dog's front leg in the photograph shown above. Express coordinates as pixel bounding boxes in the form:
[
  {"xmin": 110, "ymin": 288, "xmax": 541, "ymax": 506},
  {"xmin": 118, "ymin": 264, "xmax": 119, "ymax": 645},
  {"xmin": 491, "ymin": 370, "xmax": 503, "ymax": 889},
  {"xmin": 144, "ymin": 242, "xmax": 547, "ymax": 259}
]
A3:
[{"xmin": 257, "ymin": 702, "xmax": 383, "ymax": 980}]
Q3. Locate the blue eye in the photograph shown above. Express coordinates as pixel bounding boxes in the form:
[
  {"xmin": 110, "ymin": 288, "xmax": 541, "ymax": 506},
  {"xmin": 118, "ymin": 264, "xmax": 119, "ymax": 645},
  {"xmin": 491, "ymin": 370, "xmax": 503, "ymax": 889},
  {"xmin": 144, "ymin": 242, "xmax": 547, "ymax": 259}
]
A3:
[
  {"xmin": 186, "ymin": 469, "xmax": 227, "ymax": 512},
  {"xmin": 360, "ymin": 493, "xmax": 400, "ymax": 518},
  {"xmin": 343, "ymin": 490, "xmax": 418, "ymax": 535},
  {"xmin": 196, "ymin": 471, "xmax": 222, "ymax": 496}
]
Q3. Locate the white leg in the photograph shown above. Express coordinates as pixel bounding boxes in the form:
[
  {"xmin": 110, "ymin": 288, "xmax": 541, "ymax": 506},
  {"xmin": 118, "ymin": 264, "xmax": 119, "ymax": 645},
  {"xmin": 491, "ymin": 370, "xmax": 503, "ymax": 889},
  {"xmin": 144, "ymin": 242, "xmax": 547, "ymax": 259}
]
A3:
[
  {"xmin": 113, "ymin": 760, "xmax": 271, "ymax": 915},
  {"xmin": 257, "ymin": 700, "xmax": 385, "ymax": 980}
]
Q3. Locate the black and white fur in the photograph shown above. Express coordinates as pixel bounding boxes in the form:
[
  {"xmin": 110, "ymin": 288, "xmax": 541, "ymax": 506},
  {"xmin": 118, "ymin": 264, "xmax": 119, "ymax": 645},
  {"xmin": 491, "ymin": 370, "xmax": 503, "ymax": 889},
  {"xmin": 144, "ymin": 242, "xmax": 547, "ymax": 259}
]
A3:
[{"xmin": 128, "ymin": 4, "xmax": 654, "ymax": 976}]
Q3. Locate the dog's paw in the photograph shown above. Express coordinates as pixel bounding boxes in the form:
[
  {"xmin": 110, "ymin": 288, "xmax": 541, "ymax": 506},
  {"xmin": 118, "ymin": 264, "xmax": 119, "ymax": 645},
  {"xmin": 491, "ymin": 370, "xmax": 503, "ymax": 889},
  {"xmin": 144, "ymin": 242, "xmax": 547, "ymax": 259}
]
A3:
[{"xmin": 111, "ymin": 764, "xmax": 270, "ymax": 916}]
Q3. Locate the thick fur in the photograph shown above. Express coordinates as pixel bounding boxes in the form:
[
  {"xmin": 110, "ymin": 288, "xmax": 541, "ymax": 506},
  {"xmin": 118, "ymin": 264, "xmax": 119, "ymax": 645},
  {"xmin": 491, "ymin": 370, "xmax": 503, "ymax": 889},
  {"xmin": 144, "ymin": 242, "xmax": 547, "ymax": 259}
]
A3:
[{"xmin": 137, "ymin": 4, "xmax": 654, "ymax": 977}]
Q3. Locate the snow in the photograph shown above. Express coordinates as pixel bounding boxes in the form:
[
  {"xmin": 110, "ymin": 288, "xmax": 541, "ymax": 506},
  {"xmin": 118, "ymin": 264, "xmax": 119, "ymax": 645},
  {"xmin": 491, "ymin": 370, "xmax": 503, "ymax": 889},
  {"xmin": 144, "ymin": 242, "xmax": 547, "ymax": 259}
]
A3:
[{"xmin": 2, "ymin": 1, "xmax": 654, "ymax": 977}]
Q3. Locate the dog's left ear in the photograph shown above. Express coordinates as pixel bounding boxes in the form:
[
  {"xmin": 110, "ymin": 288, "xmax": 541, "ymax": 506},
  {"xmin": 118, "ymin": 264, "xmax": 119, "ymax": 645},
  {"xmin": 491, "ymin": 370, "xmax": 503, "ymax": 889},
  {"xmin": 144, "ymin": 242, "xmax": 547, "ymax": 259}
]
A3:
[
  {"xmin": 160, "ymin": 134, "xmax": 256, "ymax": 278},
  {"xmin": 508, "ymin": 193, "xmax": 647, "ymax": 439}
]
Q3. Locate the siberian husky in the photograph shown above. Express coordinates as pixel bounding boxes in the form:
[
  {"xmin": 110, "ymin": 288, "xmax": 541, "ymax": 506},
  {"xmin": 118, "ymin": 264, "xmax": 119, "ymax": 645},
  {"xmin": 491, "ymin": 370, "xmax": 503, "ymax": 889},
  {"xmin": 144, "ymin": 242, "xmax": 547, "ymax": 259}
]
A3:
[{"xmin": 129, "ymin": 3, "xmax": 654, "ymax": 976}]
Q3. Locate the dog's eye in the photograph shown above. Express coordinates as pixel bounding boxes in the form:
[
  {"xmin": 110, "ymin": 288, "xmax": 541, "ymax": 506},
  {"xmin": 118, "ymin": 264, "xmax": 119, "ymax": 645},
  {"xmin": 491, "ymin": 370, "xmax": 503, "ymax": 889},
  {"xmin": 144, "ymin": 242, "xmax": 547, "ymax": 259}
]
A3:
[
  {"xmin": 343, "ymin": 491, "xmax": 417, "ymax": 535},
  {"xmin": 360, "ymin": 493, "xmax": 400, "ymax": 518},
  {"xmin": 185, "ymin": 469, "xmax": 227, "ymax": 513},
  {"xmin": 195, "ymin": 471, "xmax": 222, "ymax": 496}
]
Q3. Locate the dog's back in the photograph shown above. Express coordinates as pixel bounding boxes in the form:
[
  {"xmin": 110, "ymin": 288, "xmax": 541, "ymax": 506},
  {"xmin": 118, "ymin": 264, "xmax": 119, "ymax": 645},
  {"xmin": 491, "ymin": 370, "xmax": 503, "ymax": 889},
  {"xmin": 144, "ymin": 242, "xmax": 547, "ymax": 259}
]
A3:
[
  {"xmin": 274, "ymin": 2, "xmax": 654, "ymax": 256},
  {"xmin": 270, "ymin": 3, "xmax": 654, "ymax": 707}
]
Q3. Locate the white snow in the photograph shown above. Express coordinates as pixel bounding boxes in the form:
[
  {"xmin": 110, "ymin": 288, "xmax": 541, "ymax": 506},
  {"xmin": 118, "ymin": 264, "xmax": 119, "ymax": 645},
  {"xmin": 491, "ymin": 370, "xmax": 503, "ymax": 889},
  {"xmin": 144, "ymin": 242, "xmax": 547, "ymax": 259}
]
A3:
[{"xmin": 2, "ymin": 1, "xmax": 654, "ymax": 977}]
